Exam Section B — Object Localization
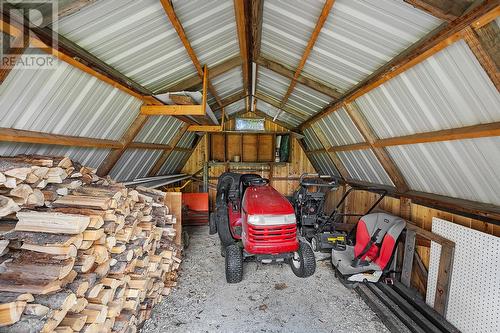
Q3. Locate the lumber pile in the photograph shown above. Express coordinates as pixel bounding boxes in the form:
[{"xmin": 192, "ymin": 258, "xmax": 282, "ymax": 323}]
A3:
[{"xmin": 0, "ymin": 155, "xmax": 182, "ymax": 332}]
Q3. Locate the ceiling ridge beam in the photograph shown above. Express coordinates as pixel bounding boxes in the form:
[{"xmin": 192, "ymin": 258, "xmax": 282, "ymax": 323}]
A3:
[
  {"xmin": 403, "ymin": 0, "xmax": 472, "ymax": 21},
  {"xmin": 160, "ymin": 0, "xmax": 224, "ymax": 107},
  {"xmin": 147, "ymin": 124, "xmax": 189, "ymax": 177},
  {"xmin": 299, "ymin": 1, "xmax": 500, "ymax": 129},
  {"xmin": 251, "ymin": 0, "xmax": 264, "ymax": 60},
  {"xmin": 255, "ymin": 57, "xmax": 341, "ymax": 98},
  {"xmin": 279, "ymin": 0, "xmax": 335, "ymax": 109},
  {"xmin": 343, "ymin": 103, "xmax": 409, "ymax": 192}
]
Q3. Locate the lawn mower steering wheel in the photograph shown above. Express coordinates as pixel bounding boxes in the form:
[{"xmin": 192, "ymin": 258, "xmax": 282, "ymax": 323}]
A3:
[{"xmin": 249, "ymin": 178, "xmax": 269, "ymax": 186}]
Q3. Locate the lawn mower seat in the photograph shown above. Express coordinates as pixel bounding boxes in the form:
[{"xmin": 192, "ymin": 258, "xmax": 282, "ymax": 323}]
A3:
[{"xmin": 332, "ymin": 213, "xmax": 405, "ymax": 282}]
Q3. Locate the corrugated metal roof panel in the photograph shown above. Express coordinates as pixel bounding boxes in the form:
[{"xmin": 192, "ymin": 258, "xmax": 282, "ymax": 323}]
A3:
[
  {"xmin": 387, "ymin": 138, "xmax": 500, "ymax": 206},
  {"xmin": 337, "ymin": 149, "xmax": 393, "ymax": 186},
  {"xmin": 302, "ymin": 128, "xmax": 324, "ymax": 150},
  {"xmin": 171, "ymin": 0, "xmax": 239, "ymax": 68},
  {"xmin": 316, "ymin": 152, "xmax": 340, "ymax": 177},
  {"xmin": 260, "ymin": 0, "xmax": 324, "ymax": 69},
  {"xmin": 57, "ymin": 0, "xmax": 197, "ymax": 92},
  {"xmin": 224, "ymin": 99, "xmax": 246, "ymax": 117},
  {"xmin": 256, "ymin": 100, "xmax": 301, "ymax": 128},
  {"xmin": 315, "ymin": 107, "xmax": 365, "ymax": 146},
  {"xmin": 157, "ymin": 150, "xmax": 187, "ymax": 175},
  {"xmin": 302, "ymin": 0, "xmax": 442, "ymax": 92},
  {"xmin": 355, "ymin": 40, "xmax": 500, "ymax": 139},
  {"xmin": 0, "ymin": 49, "xmax": 142, "ymax": 140},
  {"xmin": 110, "ymin": 149, "xmax": 163, "ymax": 181},
  {"xmin": 177, "ymin": 132, "xmax": 197, "ymax": 149},
  {"xmin": 0, "ymin": 143, "xmax": 110, "ymax": 169},
  {"xmin": 211, "ymin": 66, "xmax": 244, "ymax": 100},
  {"xmin": 134, "ymin": 116, "xmax": 184, "ymax": 144},
  {"xmin": 257, "ymin": 66, "xmax": 291, "ymax": 101},
  {"xmin": 285, "ymin": 82, "xmax": 333, "ymax": 118}
]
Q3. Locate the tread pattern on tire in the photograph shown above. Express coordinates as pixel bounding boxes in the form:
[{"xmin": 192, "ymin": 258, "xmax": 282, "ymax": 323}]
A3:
[
  {"xmin": 291, "ymin": 241, "xmax": 316, "ymax": 278},
  {"xmin": 225, "ymin": 244, "xmax": 243, "ymax": 283}
]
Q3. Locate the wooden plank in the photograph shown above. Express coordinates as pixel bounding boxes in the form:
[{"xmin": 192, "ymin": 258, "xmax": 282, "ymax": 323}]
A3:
[
  {"xmin": 160, "ymin": 0, "xmax": 223, "ymax": 107},
  {"xmin": 164, "ymin": 192, "xmax": 182, "ymax": 246},
  {"xmin": 344, "ymin": 103, "xmax": 409, "ymax": 192},
  {"xmin": 226, "ymin": 134, "xmax": 242, "ymax": 162},
  {"xmin": 434, "ymin": 245, "xmax": 454, "ymax": 316},
  {"xmin": 257, "ymin": 134, "xmax": 274, "ymax": 162},
  {"xmin": 279, "ymin": 0, "xmax": 336, "ymax": 108},
  {"xmin": 147, "ymin": 124, "xmax": 189, "ymax": 176},
  {"xmin": 401, "ymin": 229, "xmax": 416, "ymax": 288},
  {"xmin": 187, "ymin": 125, "xmax": 223, "ymax": 132},
  {"xmin": 212, "ymin": 91, "xmax": 248, "ymax": 112},
  {"xmin": 300, "ymin": 1, "xmax": 500, "ymax": 128},
  {"xmin": 329, "ymin": 142, "xmax": 371, "ymax": 152},
  {"xmin": 242, "ymin": 134, "xmax": 258, "ymax": 162},
  {"xmin": 255, "ymin": 56, "xmax": 341, "ymax": 99},
  {"xmin": 0, "ymin": 128, "xmax": 122, "ymax": 149},
  {"xmin": 210, "ymin": 134, "xmax": 226, "ymax": 162},
  {"xmin": 140, "ymin": 105, "xmax": 205, "ymax": 116},
  {"xmin": 128, "ymin": 142, "xmax": 172, "ymax": 150}
]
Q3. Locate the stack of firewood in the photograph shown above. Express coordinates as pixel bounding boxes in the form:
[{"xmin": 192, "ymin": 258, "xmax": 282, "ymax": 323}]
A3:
[{"xmin": 0, "ymin": 155, "xmax": 181, "ymax": 332}]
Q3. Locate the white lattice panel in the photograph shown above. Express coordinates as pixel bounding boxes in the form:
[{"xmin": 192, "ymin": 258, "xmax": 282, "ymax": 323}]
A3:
[{"xmin": 426, "ymin": 218, "xmax": 500, "ymax": 333}]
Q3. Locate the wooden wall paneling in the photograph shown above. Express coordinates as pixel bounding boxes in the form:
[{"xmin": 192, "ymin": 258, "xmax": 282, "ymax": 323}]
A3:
[
  {"xmin": 226, "ymin": 134, "xmax": 242, "ymax": 162},
  {"xmin": 258, "ymin": 134, "xmax": 274, "ymax": 162},
  {"xmin": 210, "ymin": 134, "xmax": 225, "ymax": 162},
  {"xmin": 242, "ymin": 134, "xmax": 258, "ymax": 162}
]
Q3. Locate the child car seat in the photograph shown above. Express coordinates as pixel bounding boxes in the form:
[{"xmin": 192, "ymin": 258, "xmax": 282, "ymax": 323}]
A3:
[{"xmin": 332, "ymin": 212, "xmax": 405, "ymax": 282}]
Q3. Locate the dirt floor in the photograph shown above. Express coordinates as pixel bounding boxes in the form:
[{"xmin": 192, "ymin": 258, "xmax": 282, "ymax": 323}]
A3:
[{"xmin": 142, "ymin": 226, "xmax": 389, "ymax": 333}]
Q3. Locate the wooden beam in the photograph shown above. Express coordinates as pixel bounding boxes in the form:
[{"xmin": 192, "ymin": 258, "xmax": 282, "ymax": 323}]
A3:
[
  {"xmin": 329, "ymin": 142, "xmax": 371, "ymax": 152},
  {"xmin": 344, "ymin": 103, "xmax": 409, "ymax": 192},
  {"xmin": 141, "ymin": 105, "xmax": 205, "ymax": 116},
  {"xmin": 463, "ymin": 25, "xmax": 499, "ymax": 90},
  {"xmin": 148, "ymin": 124, "xmax": 189, "ymax": 177},
  {"xmin": 0, "ymin": 128, "xmax": 122, "ymax": 149},
  {"xmin": 279, "ymin": 0, "xmax": 335, "ymax": 108},
  {"xmin": 256, "ymin": 57, "xmax": 341, "ymax": 99},
  {"xmin": 300, "ymin": 1, "xmax": 500, "ymax": 129},
  {"xmin": 234, "ymin": 0, "xmax": 251, "ymax": 97},
  {"xmin": 404, "ymin": 0, "xmax": 472, "ymax": 21},
  {"xmin": 96, "ymin": 115, "xmax": 149, "ymax": 177},
  {"xmin": 156, "ymin": 56, "xmax": 242, "ymax": 94},
  {"xmin": 375, "ymin": 121, "xmax": 500, "ymax": 147},
  {"xmin": 251, "ymin": 0, "xmax": 264, "ymax": 60},
  {"xmin": 128, "ymin": 142, "xmax": 173, "ymax": 150},
  {"xmin": 187, "ymin": 125, "xmax": 223, "ymax": 132},
  {"xmin": 160, "ymin": 0, "xmax": 223, "ymax": 107}
]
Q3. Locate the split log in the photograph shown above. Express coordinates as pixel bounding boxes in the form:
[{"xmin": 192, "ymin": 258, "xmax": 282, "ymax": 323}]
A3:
[{"xmin": 15, "ymin": 211, "xmax": 90, "ymax": 234}]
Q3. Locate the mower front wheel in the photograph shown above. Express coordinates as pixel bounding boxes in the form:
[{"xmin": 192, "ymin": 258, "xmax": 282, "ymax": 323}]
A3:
[
  {"xmin": 225, "ymin": 244, "xmax": 243, "ymax": 283},
  {"xmin": 290, "ymin": 241, "xmax": 316, "ymax": 278}
]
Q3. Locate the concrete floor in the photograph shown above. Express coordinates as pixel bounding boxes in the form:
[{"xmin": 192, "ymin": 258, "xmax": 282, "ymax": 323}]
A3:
[{"xmin": 142, "ymin": 226, "xmax": 389, "ymax": 333}]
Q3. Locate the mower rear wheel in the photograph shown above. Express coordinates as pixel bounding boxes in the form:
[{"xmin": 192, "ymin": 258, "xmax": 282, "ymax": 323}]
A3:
[
  {"xmin": 225, "ymin": 244, "xmax": 243, "ymax": 283},
  {"xmin": 209, "ymin": 213, "xmax": 217, "ymax": 235},
  {"xmin": 290, "ymin": 241, "xmax": 316, "ymax": 278},
  {"xmin": 311, "ymin": 236, "xmax": 320, "ymax": 252}
]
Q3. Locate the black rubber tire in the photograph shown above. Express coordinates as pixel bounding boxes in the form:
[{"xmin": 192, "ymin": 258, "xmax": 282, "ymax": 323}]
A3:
[
  {"xmin": 182, "ymin": 231, "xmax": 190, "ymax": 249},
  {"xmin": 290, "ymin": 241, "xmax": 316, "ymax": 278},
  {"xmin": 225, "ymin": 245, "xmax": 243, "ymax": 283},
  {"xmin": 216, "ymin": 206, "xmax": 235, "ymax": 246},
  {"xmin": 311, "ymin": 236, "xmax": 320, "ymax": 252},
  {"xmin": 209, "ymin": 212, "xmax": 217, "ymax": 235}
]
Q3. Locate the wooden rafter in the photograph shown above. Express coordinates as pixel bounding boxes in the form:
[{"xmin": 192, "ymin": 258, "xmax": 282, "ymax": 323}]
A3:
[
  {"xmin": 300, "ymin": 1, "xmax": 500, "ymax": 129},
  {"xmin": 157, "ymin": 56, "xmax": 242, "ymax": 94},
  {"xmin": 234, "ymin": 0, "xmax": 251, "ymax": 98},
  {"xmin": 463, "ymin": 25, "xmax": 500, "ymax": 90},
  {"xmin": 147, "ymin": 124, "xmax": 189, "ymax": 177},
  {"xmin": 256, "ymin": 57, "xmax": 341, "ymax": 98},
  {"xmin": 344, "ymin": 103, "xmax": 409, "ymax": 192},
  {"xmin": 160, "ymin": 0, "xmax": 223, "ymax": 107},
  {"xmin": 251, "ymin": 0, "xmax": 264, "ymax": 60},
  {"xmin": 212, "ymin": 91, "xmax": 248, "ymax": 112},
  {"xmin": 404, "ymin": 0, "xmax": 473, "ymax": 21},
  {"xmin": 279, "ymin": 0, "xmax": 335, "ymax": 109},
  {"xmin": 96, "ymin": 115, "xmax": 149, "ymax": 177},
  {"xmin": 0, "ymin": 128, "xmax": 122, "ymax": 149}
]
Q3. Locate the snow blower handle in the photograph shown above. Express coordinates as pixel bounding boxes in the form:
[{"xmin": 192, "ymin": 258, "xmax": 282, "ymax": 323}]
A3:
[{"xmin": 299, "ymin": 173, "xmax": 337, "ymax": 188}]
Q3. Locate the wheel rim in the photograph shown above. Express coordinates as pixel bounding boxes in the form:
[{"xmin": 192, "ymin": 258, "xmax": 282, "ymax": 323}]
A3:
[
  {"xmin": 291, "ymin": 252, "xmax": 301, "ymax": 269},
  {"xmin": 311, "ymin": 237, "xmax": 317, "ymax": 251}
]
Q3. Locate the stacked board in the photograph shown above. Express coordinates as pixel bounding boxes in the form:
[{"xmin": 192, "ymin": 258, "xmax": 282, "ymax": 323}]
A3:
[{"xmin": 0, "ymin": 155, "xmax": 181, "ymax": 332}]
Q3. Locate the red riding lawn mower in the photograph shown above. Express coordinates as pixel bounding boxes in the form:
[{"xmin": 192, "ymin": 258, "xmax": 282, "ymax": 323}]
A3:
[{"xmin": 209, "ymin": 173, "xmax": 316, "ymax": 283}]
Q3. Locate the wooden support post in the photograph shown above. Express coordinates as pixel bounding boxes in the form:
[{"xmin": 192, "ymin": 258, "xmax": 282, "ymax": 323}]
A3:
[
  {"xmin": 401, "ymin": 229, "xmax": 416, "ymax": 288},
  {"xmin": 434, "ymin": 245, "xmax": 454, "ymax": 316}
]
